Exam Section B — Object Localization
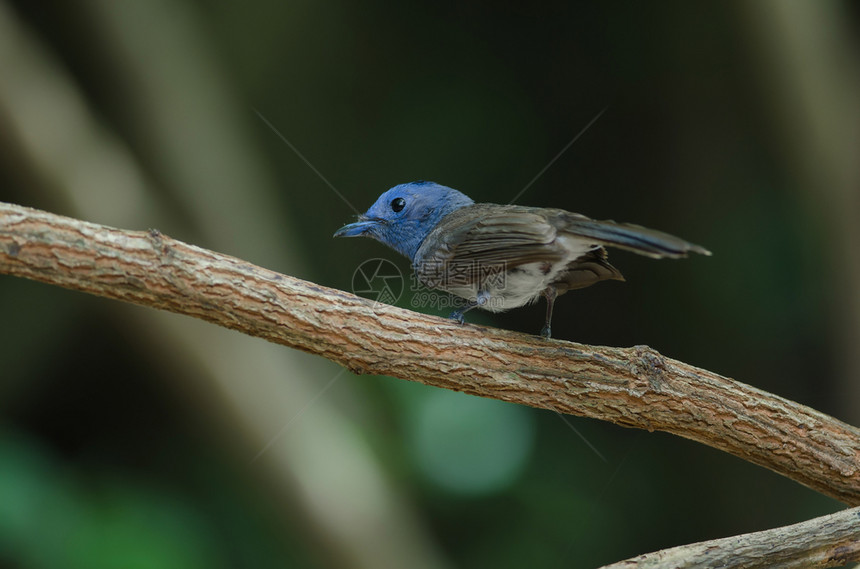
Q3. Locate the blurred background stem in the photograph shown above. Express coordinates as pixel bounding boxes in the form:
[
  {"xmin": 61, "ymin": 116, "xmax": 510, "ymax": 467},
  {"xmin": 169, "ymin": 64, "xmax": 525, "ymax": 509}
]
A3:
[
  {"xmin": 740, "ymin": 0, "xmax": 860, "ymax": 425},
  {"xmin": 0, "ymin": 1, "xmax": 448, "ymax": 568}
]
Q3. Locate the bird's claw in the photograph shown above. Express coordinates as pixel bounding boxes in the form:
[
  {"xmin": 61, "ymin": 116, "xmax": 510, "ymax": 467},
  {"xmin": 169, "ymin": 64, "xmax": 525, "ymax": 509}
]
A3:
[
  {"xmin": 540, "ymin": 325, "xmax": 552, "ymax": 339},
  {"xmin": 449, "ymin": 310, "xmax": 466, "ymax": 325}
]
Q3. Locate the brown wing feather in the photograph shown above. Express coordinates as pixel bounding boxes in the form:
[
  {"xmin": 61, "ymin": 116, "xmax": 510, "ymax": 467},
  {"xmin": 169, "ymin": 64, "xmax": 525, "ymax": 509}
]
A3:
[
  {"xmin": 554, "ymin": 248, "xmax": 625, "ymax": 293},
  {"xmin": 415, "ymin": 205, "xmax": 569, "ymax": 269},
  {"xmin": 413, "ymin": 203, "xmax": 706, "ymax": 292}
]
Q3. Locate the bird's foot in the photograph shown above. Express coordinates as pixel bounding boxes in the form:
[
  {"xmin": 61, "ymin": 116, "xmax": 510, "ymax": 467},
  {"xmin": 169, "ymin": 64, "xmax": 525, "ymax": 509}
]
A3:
[
  {"xmin": 541, "ymin": 285, "xmax": 557, "ymax": 339},
  {"xmin": 449, "ymin": 309, "xmax": 466, "ymax": 325},
  {"xmin": 449, "ymin": 294, "xmax": 488, "ymax": 326}
]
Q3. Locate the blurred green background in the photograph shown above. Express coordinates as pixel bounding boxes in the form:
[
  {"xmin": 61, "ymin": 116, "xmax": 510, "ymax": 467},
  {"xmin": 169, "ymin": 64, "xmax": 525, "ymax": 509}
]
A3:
[{"xmin": 1, "ymin": 1, "xmax": 858, "ymax": 567}]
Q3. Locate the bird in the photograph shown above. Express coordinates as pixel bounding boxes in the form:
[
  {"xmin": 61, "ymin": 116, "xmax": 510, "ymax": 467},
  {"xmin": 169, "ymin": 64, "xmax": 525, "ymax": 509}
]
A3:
[{"xmin": 334, "ymin": 181, "xmax": 710, "ymax": 338}]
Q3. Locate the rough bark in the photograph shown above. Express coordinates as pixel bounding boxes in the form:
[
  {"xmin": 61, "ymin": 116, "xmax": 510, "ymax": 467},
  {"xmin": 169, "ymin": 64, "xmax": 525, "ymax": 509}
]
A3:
[
  {"xmin": 601, "ymin": 505, "xmax": 860, "ymax": 569},
  {"xmin": 1, "ymin": 201, "xmax": 859, "ymax": 508}
]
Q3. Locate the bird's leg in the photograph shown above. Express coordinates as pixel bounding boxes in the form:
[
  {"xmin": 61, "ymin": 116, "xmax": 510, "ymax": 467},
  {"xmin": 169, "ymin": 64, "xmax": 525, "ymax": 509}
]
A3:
[
  {"xmin": 540, "ymin": 285, "xmax": 558, "ymax": 339},
  {"xmin": 449, "ymin": 291, "xmax": 489, "ymax": 324}
]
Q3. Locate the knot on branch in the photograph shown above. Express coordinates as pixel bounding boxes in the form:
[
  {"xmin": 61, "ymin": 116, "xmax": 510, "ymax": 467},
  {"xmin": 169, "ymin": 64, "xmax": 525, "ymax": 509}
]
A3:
[
  {"xmin": 5, "ymin": 239, "xmax": 21, "ymax": 257},
  {"xmin": 631, "ymin": 344, "xmax": 668, "ymax": 393},
  {"xmin": 147, "ymin": 228, "xmax": 174, "ymax": 259}
]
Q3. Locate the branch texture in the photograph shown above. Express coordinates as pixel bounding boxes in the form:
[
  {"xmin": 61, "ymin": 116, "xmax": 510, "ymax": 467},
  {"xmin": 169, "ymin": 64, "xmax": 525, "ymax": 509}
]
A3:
[
  {"xmin": 1, "ymin": 201, "xmax": 859, "ymax": 506},
  {"xmin": 601, "ymin": 505, "xmax": 860, "ymax": 569}
]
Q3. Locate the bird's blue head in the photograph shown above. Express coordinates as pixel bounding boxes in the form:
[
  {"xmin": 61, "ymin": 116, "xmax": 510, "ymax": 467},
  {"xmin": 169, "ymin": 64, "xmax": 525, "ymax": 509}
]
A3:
[{"xmin": 334, "ymin": 181, "xmax": 474, "ymax": 260}]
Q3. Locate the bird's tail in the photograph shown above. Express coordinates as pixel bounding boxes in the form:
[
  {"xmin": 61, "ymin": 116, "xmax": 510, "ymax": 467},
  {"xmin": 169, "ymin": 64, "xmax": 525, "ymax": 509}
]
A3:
[{"xmin": 559, "ymin": 215, "xmax": 711, "ymax": 259}]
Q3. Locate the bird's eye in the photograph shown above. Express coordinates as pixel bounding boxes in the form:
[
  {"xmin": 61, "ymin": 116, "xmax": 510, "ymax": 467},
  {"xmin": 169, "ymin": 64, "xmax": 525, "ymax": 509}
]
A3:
[{"xmin": 390, "ymin": 197, "xmax": 406, "ymax": 212}]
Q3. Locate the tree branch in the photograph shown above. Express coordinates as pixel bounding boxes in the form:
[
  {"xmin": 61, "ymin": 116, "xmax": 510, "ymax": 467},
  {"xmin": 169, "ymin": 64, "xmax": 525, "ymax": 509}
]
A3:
[
  {"xmin": 600, "ymin": 505, "xmax": 860, "ymax": 569},
  {"xmin": 2, "ymin": 201, "xmax": 859, "ymax": 508}
]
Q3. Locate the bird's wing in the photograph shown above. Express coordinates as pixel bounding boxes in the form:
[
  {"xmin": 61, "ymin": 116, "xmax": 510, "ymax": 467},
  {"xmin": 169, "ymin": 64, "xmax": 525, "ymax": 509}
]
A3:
[
  {"xmin": 415, "ymin": 205, "xmax": 571, "ymax": 271},
  {"xmin": 412, "ymin": 204, "xmax": 709, "ymax": 289}
]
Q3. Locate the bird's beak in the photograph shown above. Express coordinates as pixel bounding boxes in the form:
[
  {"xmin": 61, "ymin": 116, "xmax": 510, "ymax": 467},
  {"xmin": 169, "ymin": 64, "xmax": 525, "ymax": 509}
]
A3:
[{"xmin": 333, "ymin": 217, "xmax": 379, "ymax": 238}]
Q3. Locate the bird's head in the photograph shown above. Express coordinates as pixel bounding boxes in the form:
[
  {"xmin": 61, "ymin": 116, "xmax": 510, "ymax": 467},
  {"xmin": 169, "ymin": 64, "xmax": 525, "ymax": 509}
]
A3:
[{"xmin": 334, "ymin": 181, "xmax": 474, "ymax": 260}]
